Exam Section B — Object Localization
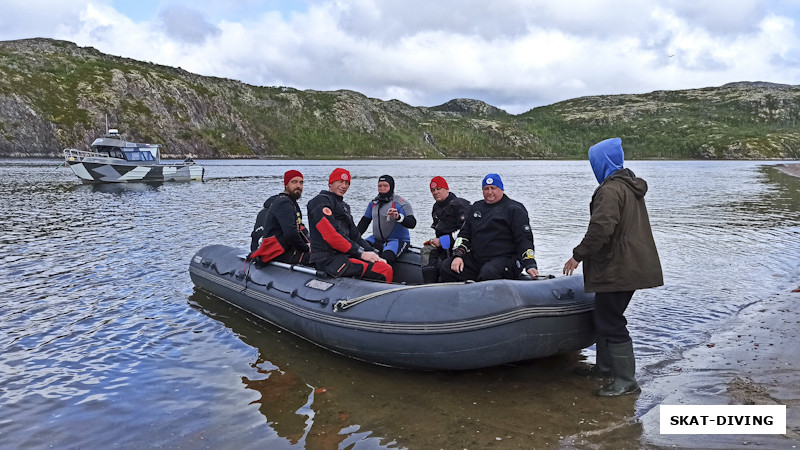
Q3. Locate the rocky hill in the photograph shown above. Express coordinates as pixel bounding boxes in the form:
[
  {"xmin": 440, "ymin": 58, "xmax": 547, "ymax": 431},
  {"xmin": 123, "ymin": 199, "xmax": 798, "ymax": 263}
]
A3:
[
  {"xmin": 519, "ymin": 81, "xmax": 800, "ymax": 159},
  {"xmin": 1, "ymin": 38, "xmax": 799, "ymax": 159}
]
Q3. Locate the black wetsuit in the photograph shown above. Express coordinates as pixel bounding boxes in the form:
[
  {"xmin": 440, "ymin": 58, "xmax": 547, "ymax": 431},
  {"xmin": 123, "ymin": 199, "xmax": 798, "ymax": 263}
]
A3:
[
  {"xmin": 440, "ymin": 194, "xmax": 537, "ymax": 282},
  {"xmin": 422, "ymin": 192, "xmax": 470, "ymax": 282},
  {"xmin": 250, "ymin": 193, "xmax": 310, "ymax": 265}
]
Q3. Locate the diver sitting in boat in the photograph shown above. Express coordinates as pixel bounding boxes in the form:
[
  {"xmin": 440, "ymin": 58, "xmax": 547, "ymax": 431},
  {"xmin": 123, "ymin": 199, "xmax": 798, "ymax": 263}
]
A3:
[
  {"xmin": 356, "ymin": 174, "xmax": 416, "ymax": 265},
  {"xmin": 249, "ymin": 169, "xmax": 311, "ymax": 265},
  {"xmin": 420, "ymin": 176, "xmax": 471, "ymax": 283},
  {"xmin": 307, "ymin": 168, "xmax": 393, "ymax": 283},
  {"xmin": 440, "ymin": 173, "xmax": 539, "ymax": 282}
]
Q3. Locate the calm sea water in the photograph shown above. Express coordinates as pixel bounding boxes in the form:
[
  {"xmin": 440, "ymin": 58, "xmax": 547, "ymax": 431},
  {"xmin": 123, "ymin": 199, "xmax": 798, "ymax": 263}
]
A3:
[{"xmin": 1, "ymin": 158, "xmax": 798, "ymax": 448}]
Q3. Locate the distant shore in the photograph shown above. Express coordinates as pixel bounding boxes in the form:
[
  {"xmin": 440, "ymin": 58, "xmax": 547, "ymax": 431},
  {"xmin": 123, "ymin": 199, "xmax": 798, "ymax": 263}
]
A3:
[{"xmin": 778, "ymin": 162, "xmax": 800, "ymax": 177}]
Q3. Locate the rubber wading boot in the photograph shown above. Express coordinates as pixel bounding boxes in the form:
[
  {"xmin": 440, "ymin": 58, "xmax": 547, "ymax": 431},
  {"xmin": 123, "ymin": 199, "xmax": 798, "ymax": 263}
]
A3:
[
  {"xmin": 596, "ymin": 340, "xmax": 641, "ymax": 397},
  {"xmin": 572, "ymin": 339, "xmax": 611, "ymax": 378},
  {"xmin": 575, "ymin": 339, "xmax": 612, "ymax": 378}
]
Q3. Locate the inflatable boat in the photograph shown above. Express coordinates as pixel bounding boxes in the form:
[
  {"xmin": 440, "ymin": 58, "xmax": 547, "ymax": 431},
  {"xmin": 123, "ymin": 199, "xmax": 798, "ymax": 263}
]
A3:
[{"xmin": 189, "ymin": 244, "xmax": 596, "ymax": 370}]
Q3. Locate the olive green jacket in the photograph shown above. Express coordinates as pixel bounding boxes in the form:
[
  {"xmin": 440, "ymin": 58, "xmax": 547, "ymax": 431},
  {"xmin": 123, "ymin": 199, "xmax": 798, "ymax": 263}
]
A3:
[{"xmin": 573, "ymin": 168, "xmax": 663, "ymax": 293}]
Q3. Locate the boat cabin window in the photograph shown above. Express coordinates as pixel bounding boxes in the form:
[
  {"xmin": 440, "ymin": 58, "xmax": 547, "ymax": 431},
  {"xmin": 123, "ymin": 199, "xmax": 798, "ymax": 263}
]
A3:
[
  {"xmin": 94, "ymin": 146, "xmax": 123, "ymax": 158},
  {"xmin": 123, "ymin": 150, "xmax": 156, "ymax": 161}
]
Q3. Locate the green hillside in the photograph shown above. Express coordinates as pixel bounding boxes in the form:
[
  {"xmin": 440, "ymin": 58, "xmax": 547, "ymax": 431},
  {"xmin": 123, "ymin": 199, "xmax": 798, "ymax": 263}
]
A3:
[{"xmin": 1, "ymin": 38, "xmax": 798, "ymax": 159}]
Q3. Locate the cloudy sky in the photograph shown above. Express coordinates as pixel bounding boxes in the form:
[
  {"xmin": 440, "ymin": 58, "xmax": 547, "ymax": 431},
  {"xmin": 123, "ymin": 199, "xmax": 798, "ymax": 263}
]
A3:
[{"xmin": 2, "ymin": 0, "xmax": 799, "ymax": 114}]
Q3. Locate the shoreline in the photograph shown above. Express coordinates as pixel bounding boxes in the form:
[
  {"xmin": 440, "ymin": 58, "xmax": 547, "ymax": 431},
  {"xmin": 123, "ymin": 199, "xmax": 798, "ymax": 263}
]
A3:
[
  {"xmin": 638, "ymin": 162, "xmax": 800, "ymax": 447},
  {"xmin": 639, "ymin": 291, "xmax": 800, "ymax": 447},
  {"xmin": 777, "ymin": 162, "xmax": 800, "ymax": 177},
  {"xmin": 3, "ymin": 154, "xmax": 800, "ymax": 162}
]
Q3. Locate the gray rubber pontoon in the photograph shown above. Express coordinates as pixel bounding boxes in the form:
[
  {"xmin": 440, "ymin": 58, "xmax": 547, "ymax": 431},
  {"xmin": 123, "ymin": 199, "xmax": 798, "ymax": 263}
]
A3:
[{"xmin": 189, "ymin": 244, "xmax": 595, "ymax": 370}]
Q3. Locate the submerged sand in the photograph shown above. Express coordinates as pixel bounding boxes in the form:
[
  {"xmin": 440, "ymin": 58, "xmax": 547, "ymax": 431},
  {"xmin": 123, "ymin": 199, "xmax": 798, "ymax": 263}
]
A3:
[{"xmin": 639, "ymin": 292, "xmax": 800, "ymax": 448}]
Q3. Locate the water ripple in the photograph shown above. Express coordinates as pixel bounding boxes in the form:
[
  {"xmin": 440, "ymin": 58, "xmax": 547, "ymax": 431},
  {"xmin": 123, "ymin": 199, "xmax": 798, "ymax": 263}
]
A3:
[{"xmin": 1, "ymin": 159, "xmax": 799, "ymax": 448}]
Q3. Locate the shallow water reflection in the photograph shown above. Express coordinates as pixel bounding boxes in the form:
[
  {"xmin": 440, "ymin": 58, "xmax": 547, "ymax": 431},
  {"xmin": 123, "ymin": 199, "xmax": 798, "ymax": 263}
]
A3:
[
  {"xmin": 1, "ymin": 158, "xmax": 798, "ymax": 448},
  {"xmin": 189, "ymin": 289, "xmax": 643, "ymax": 448}
]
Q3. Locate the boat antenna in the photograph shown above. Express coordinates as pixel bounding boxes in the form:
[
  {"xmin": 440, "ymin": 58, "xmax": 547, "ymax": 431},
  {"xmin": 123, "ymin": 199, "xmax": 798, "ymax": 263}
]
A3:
[{"xmin": 105, "ymin": 114, "xmax": 109, "ymax": 134}]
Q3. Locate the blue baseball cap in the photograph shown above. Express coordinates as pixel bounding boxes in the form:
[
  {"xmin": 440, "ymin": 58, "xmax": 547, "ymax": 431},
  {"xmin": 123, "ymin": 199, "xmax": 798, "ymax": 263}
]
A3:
[{"xmin": 482, "ymin": 173, "xmax": 503, "ymax": 190}]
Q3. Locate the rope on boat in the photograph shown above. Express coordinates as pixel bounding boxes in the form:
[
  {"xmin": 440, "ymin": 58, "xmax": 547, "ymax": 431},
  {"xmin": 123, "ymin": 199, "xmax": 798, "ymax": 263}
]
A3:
[
  {"xmin": 332, "ymin": 275, "xmax": 552, "ymax": 312},
  {"xmin": 333, "ymin": 282, "xmax": 466, "ymax": 312}
]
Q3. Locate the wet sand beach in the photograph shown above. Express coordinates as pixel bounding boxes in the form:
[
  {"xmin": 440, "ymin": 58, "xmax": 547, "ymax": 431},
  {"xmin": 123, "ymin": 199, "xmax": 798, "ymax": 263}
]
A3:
[
  {"xmin": 635, "ymin": 162, "xmax": 800, "ymax": 448},
  {"xmin": 639, "ymin": 292, "xmax": 800, "ymax": 448},
  {"xmin": 778, "ymin": 162, "xmax": 800, "ymax": 177}
]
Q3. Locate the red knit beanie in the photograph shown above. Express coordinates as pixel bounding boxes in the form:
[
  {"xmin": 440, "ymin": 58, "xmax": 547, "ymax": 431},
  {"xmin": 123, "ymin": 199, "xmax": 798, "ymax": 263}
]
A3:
[
  {"xmin": 328, "ymin": 168, "xmax": 351, "ymax": 184},
  {"xmin": 284, "ymin": 169, "xmax": 303, "ymax": 186},
  {"xmin": 430, "ymin": 176, "xmax": 449, "ymax": 190}
]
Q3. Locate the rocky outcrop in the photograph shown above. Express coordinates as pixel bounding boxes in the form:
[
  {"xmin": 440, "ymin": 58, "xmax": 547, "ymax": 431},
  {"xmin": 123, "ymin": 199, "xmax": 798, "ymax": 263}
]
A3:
[
  {"xmin": 521, "ymin": 81, "xmax": 800, "ymax": 159},
  {"xmin": 429, "ymin": 98, "xmax": 508, "ymax": 117},
  {"xmin": 0, "ymin": 39, "xmax": 466, "ymax": 158},
  {"xmin": 1, "ymin": 38, "xmax": 799, "ymax": 159}
]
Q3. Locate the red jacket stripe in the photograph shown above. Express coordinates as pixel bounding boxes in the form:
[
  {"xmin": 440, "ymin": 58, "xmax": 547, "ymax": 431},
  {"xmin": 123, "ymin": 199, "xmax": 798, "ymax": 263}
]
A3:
[{"xmin": 315, "ymin": 216, "xmax": 354, "ymax": 254}]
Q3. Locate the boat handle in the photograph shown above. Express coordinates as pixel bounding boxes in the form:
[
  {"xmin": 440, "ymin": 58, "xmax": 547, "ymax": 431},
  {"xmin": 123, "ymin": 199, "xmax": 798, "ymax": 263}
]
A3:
[{"xmin": 552, "ymin": 288, "xmax": 575, "ymax": 300}]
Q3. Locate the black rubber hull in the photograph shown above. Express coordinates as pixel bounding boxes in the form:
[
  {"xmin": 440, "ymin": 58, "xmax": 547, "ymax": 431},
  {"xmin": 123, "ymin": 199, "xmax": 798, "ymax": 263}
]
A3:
[{"xmin": 189, "ymin": 244, "xmax": 595, "ymax": 370}]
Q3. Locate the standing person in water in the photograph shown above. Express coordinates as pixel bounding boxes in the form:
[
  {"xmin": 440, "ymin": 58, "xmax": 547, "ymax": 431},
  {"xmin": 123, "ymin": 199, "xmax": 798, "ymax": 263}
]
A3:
[
  {"xmin": 357, "ymin": 175, "xmax": 416, "ymax": 264},
  {"xmin": 563, "ymin": 137, "xmax": 663, "ymax": 397}
]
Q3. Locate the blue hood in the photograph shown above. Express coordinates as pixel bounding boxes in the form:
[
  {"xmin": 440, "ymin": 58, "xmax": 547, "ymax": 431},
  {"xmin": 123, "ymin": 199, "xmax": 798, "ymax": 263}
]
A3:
[{"xmin": 588, "ymin": 138, "xmax": 624, "ymax": 184}]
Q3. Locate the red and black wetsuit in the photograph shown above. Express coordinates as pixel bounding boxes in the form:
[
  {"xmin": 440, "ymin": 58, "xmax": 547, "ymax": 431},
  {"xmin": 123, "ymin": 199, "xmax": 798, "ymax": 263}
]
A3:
[{"xmin": 307, "ymin": 190, "xmax": 392, "ymax": 283}]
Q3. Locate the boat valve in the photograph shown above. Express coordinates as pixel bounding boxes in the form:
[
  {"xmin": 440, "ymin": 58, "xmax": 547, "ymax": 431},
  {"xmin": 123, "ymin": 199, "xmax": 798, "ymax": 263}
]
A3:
[{"xmin": 552, "ymin": 288, "xmax": 576, "ymax": 300}]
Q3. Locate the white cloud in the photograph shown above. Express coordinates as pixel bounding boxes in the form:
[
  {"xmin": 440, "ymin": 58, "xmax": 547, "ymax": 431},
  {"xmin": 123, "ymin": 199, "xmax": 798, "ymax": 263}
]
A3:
[
  {"xmin": 1, "ymin": 0, "xmax": 799, "ymax": 113},
  {"xmin": 0, "ymin": 0, "xmax": 87, "ymax": 39}
]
